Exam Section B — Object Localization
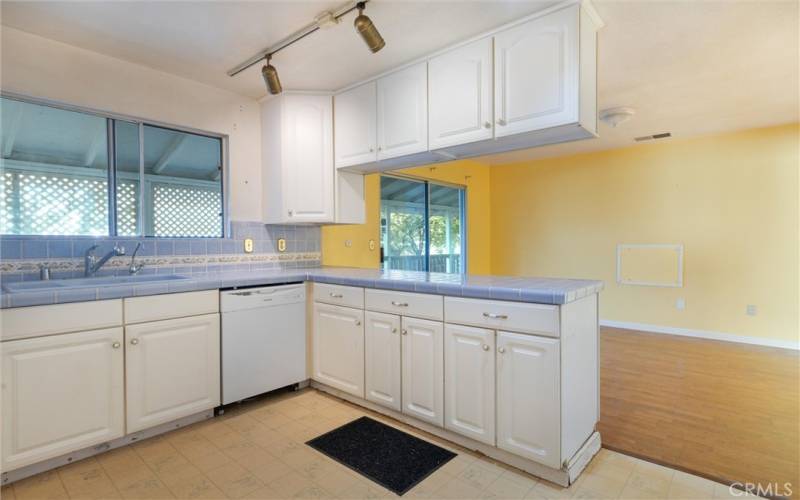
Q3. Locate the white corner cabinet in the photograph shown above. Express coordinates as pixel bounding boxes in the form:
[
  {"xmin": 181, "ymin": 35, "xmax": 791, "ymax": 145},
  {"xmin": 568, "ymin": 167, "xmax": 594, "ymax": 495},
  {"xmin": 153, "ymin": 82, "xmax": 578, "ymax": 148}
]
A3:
[
  {"xmin": 261, "ymin": 93, "xmax": 365, "ymax": 225},
  {"xmin": 0, "ymin": 291, "xmax": 220, "ymax": 473},
  {"xmin": 311, "ymin": 283, "xmax": 599, "ymax": 483},
  {"xmin": 334, "ymin": 0, "xmax": 601, "ymax": 173}
]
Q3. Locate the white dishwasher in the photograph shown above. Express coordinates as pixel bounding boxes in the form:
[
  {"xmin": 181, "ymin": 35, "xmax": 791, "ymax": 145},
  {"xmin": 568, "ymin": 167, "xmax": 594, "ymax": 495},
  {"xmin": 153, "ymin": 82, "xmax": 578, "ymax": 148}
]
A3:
[{"xmin": 221, "ymin": 284, "xmax": 306, "ymax": 405}]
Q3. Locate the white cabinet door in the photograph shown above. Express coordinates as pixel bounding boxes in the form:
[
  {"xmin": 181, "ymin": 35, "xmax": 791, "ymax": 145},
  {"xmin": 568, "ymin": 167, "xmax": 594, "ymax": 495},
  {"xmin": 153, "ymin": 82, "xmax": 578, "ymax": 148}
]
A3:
[
  {"xmin": 334, "ymin": 82, "xmax": 377, "ymax": 168},
  {"xmin": 444, "ymin": 324, "xmax": 495, "ymax": 445},
  {"xmin": 429, "ymin": 37, "xmax": 493, "ymax": 150},
  {"xmin": 1, "ymin": 328, "xmax": 124, "ymax": 471},
  {"xmin": 364, "ymin": 311, "xmax": 401, "ymax": 411},
  {"xmin": 401, "ymin": 317, "xmax": 444, "ymax": 427},
  {"xmin": 494, "ymin": 5, "xmax": 578, "ymax": 137},
  {"xmin": 284, "ymin": 94, "xmax": 334, "ymax": 222},
  {"xmin": 125, "ymin": 314, "xmax": 220, "ymax": 433},
  {"xmin": 313, "ymin": 303, "xmax": 365, "ymax": 398},
  {"xmin": 496, "ymin": 331, "xmax": 561, "ymax": 468},
  {"xmin": 377, "ymin": 62, "xmax": 428, "ymax": 160}
]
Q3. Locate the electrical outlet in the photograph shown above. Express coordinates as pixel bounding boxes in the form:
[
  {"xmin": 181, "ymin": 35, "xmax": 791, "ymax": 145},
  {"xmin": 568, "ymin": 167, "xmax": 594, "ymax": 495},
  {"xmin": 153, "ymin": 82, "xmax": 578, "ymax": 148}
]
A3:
[
  {"xmin": 345, "ymin": 240, "xmax": 352, "ymax": 248},
  {"xmin": 369, "ymin": 240, "xmax": 376, "ymax": 251},
  {"xmin": 243, "ymin": 238, "xmax": 254, "ymax": 253},
  {"xmin": 676, "ymin": 298, "xmax": 685, "ymax": 310},
  {"xmin": 746, "ymin": 304, "xmax": 757, "ymax": 316},
  {"xmin": 277, "ymin": 238, "xmax": 286, "ymax": 253}
]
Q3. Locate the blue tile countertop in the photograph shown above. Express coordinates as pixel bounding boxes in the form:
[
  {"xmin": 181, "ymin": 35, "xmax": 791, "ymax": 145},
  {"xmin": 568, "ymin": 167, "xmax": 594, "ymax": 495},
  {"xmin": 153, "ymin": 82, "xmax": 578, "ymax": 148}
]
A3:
[{"xmin": 0, "ymin": 266, "xmax": 604, "ymax": 309}]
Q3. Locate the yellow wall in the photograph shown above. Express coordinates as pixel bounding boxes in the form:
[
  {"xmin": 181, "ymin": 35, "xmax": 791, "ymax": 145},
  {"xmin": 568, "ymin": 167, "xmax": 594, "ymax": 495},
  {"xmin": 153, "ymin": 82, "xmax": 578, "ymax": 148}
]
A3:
[
  {"xmin": 322, "ymin": 159, "xmax": 492, "ymax": 274},
  {"xmin": 490, "ymin": 124, "xmax": 799, "ymax": 342}
]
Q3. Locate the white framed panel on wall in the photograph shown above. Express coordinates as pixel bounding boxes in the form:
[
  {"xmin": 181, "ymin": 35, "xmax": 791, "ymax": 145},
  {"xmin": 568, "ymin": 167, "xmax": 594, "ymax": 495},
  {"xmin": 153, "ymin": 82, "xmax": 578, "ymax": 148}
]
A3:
[{"xmin": 616, "ymin": 243, "xmax": 683, "ymax": 287}]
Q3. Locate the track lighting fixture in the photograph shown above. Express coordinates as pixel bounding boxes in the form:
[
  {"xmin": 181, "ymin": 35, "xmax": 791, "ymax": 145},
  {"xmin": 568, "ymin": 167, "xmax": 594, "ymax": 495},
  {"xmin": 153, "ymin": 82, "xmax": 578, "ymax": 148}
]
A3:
[
  {"xmin": 261, "ymin": 55, "xmax": 282, "ymax": 95},
  {"xmin": 227, "ymin": 0, "xmax": 386, "ymax": 94},
  {"xmin": 354, "ymin": 2, "xmax": 385, "ymax": 53}
]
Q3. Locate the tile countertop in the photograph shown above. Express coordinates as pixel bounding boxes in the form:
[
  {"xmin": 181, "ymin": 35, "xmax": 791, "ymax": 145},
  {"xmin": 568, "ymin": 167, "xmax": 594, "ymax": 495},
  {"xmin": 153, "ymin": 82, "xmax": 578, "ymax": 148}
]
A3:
[{"xmin": 0, "ymin": 266, "xmax": 604, "ymax": 309}]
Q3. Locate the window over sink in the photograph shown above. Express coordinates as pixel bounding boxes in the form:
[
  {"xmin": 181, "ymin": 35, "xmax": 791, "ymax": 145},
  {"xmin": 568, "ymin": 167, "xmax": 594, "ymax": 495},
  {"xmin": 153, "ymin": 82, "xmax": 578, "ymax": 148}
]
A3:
[{"xmin": 0, "ymin": 95, "xmax": 225, "ymax": 238}]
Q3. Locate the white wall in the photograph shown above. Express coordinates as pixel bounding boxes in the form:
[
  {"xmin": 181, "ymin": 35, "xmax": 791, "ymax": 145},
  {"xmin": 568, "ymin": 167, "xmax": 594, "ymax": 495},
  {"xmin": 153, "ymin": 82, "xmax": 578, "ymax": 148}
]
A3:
[{"xmin": 0, "ymin": 26, "xmax": 262, "ymax": 222}]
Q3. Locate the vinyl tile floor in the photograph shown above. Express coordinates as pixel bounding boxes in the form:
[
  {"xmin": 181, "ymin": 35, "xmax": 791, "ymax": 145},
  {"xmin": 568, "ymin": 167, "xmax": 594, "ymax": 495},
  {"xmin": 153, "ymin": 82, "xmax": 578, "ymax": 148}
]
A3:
[{"xmin": 1, "ymin": 388, "xmax": 762, "ymax": 500}]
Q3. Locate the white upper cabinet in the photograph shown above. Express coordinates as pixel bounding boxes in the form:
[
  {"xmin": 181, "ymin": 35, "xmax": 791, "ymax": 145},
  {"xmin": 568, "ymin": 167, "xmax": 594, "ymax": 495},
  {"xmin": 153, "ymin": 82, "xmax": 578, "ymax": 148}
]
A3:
[
  {"xmin": 496, "ymin": 331, "xmax": 561, "ymax": 468},
  {"xmin": 376, "ymin": 62, "xmax": 428, "ymax": 160},
  {"xmin": 334, "ymin": 82, "xmax": 377, "ymax": 169},
  {"xmin": 1, "ymin": 328, "xmax": 125, "ymax": 471},
  {"xmin": 429, "ymin": 37, "xmax": 494, "ymax": 150},
  {"xmin": 262, "ymin": 93, "xmax": 334, "ymax": 224},
  {"xmin": 494, "ymin": 5, "xmax": 579, "ymax": 137}
]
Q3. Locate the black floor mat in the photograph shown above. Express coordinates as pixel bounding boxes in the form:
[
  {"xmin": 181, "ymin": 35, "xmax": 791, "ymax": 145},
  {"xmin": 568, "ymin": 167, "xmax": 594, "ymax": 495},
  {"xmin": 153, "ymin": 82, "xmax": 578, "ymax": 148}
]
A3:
[{"xmin": 306, "ymin": 416, "xmax": 456, "ymax": 496}]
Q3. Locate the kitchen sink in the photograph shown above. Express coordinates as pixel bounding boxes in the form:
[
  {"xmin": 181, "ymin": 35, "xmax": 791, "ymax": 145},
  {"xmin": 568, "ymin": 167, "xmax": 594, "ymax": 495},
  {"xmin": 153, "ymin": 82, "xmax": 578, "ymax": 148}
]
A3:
[{"xmin": 2, "ymin": 274, "xmax": 190, "ymax": 292}]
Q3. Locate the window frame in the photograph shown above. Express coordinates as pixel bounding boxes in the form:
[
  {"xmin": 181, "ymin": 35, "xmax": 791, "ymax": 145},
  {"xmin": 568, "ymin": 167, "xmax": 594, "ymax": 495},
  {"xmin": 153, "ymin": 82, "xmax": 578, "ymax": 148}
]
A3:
[
  {"xmin": 379, "ymin": 173, "xmax": 467, "ymax": 274},
  {"xmin": 0, "ymin": 91, "xmax": 230, "ymax": 238}
]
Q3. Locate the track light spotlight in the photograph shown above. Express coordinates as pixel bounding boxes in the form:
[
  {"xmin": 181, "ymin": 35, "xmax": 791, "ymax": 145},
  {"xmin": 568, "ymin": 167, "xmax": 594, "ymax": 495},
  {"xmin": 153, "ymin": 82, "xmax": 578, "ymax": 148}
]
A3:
[
  {"xmin": 262, "ymin": 55, "xmax": 282, "ymax": 95},
  {"xmin": 354, "ymin": 2, "xmax": 385, "ymax": 53}
]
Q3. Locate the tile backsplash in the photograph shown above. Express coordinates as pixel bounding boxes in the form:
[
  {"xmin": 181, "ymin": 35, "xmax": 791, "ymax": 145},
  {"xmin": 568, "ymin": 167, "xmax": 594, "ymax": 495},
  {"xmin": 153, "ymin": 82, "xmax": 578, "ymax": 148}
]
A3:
[{"xmin": 0, "ymin": 221, "xmax": 320, "ymax": 283}]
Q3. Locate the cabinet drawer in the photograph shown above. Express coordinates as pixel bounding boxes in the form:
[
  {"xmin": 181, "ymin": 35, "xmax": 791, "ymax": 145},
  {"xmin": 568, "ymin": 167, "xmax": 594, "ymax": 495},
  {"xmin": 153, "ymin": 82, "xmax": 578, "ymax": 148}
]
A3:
[
  {"xmin": 365, "ymin": 289, "xmax": 443, "ymax": 321},
  {"xmin": 1, "ymin": 300, "xmax": 122, "ymax": 341},
  {"xmin": 124, "ymin": 290, "xmax": 219, "ymax": 324},
  {"xmin": 313, "ymin": 283, "xmax": 364, "ymax": 309},
  {"xmin": 444, "ymin": 297, "xmax": 559, "ymax": 337}
]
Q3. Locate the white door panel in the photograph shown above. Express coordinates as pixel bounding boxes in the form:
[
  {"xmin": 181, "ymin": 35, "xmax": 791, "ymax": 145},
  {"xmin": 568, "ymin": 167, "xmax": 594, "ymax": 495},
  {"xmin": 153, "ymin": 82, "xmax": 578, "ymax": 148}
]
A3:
[
  {"xmin": 126, "ymin": 314, "xmax": 220, "ymax": 433},
  {"xmin": 365, "ymin": 311, "xmax": 401, "ymax": 411},
  {"xmin": 401, "ymin": 317, "xmax": 444, "ymax": 427},
  {"xmin": 334, "ymin": 82, "xmax": 377, "ymax": 168},
  {"xmin": 444, "ymin": 324, "xmax": 495, "ymax": 445},
  {"xmin": 377, "ymin": 63, "xmax": 428, "ymax": 160},
  {"xmin": 496, "ymin": 331, "xmax": 561, "ymax": 467},
  {"xmin": 313, "ymin": 303, "xmax": 365, "ymax": 397},
  {"xmin": 1, "ymin": 328, "xmax": 124, "ymax": 471}
]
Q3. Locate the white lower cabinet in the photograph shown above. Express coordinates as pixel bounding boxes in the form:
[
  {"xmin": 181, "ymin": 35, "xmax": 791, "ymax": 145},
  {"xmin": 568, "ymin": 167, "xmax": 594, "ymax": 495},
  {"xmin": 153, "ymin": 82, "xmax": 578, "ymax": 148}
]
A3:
[
  {"xmin": 496, "ymin": 331, "xmax": 561, "ymax": 468},
  {"xmin": 401, "ymin": 317, "xmax": 444, "ymax": 427},
  {"xmin": 444, "ymin": 324, "xmax": 496, "ymax": 445},
  {"xmin": 125, "ymin": 314, "xmax": 220, "ymax": 433},
  {"xmin": 364, "ymin": 311, "xmax": 401, "ymax": 411},
  {"xmin": 313, "ymin": 303, "xmax": 365, "ymax": 398},
  {"xmin": 1, "ymin": 328, "xmax": 125, "ymax": 471}
]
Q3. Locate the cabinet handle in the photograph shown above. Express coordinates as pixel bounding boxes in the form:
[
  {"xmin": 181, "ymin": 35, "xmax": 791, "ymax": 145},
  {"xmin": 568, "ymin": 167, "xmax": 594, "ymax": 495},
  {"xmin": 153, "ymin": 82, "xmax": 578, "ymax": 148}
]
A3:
[
  {"xmin": 483, "ymin": 312, "xmax": 508, "ymax": 320},
  {"xmin": 112, "ymin": 342, "xmax": 121, "ymax": 349},
  {"xmin": 391, "ymin": 301, "xmax": 409, "ymax": 307},
  {"xmin": 498, "ymin": 347, "xmax": 506, "ymax": 354},
  {"xmin": 496, "ymin": 119, "xmax": 507, "ymax": 126},
  {"xmin": 130, "ymin": 338, "xmax": 139, "ymax": 345},
  {"xmin": 355, "ymin": 320, "xmax": 361, "ymax": 326},
  {"xmin": 329, "ymin": 293, "xmax": 344, "ymax": 298},
  {"xmin": 484, "ymin": 121, "xmax": 491, "ymax": 129},
  {"xmin": 482, "ymin": 344, "xmax": 490, "ymax": 351},
  {"xmin": 401, "ymin": 329, "xmax": 408, "ymax": 335}
]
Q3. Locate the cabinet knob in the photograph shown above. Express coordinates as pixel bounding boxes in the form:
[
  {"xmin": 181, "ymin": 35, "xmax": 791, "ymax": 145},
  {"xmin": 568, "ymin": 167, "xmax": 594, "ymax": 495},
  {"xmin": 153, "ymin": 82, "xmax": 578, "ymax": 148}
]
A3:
[
  {"xmin": 369, "ymin": 147, "xmax": 375, "ymax": 152},
  {"xmin": 392, "ymin": 328, "xmax": 397, "ymax": 333},
  {"xmin": 130, "ymin": 338, "xmax": 139, "ymax": 345},
  {"xmin": 288, "ymin": 210, "xmax": 293, "ymax": 216},
  {"xmin": 498, "ymin": 347, "xmax": 506, "ymax": 354},
  {"xmin": 377, "ymin": 146, "xmax": 382, "ymax": 151},
  {"xmin": 484, "ymin": 121, "xmax": 491, "ymax": 129},
  {"xmin": 355, "ymin": 320, "xmax": 361, "ymax": 326},
  {"xmin": 112, "ymin": 342, "xmax": 121, "ymax": 349},
  {"xmin": 401, "ymin": 329, "xmax": 408, "ymax": 335},
  {"xmin": 497, "ymin": 119, "xmax": 507, "ymax": 126},
  {"xmin": 482, "ymin": 344, "xmax": 490, "ymax": 351}
]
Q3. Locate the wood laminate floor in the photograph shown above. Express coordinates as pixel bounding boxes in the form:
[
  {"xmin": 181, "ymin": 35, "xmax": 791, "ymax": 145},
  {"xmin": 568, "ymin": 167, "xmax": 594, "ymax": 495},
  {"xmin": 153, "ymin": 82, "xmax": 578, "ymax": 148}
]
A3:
[{"xmin": 598, "ymin": 327, "xmax": 799, "ymax": 498}]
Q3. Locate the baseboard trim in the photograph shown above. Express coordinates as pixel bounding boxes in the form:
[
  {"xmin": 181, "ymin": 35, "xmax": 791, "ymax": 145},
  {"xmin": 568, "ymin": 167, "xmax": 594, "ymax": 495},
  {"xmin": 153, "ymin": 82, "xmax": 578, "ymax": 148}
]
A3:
[{"xmin": 599, "ymin": 319, "xmax": 799, "ymax": 351}]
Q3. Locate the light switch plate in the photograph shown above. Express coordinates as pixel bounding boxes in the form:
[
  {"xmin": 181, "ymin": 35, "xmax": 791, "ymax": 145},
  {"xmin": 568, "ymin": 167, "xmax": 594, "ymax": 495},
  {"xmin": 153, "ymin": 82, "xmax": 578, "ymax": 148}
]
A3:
[
  {"xmin": 243, "ymin": 238, "xmax": 254, "ymax": 253},
  {"xmin": 277, "ymin": 238, "xmax": 287, "ymax": 253}
]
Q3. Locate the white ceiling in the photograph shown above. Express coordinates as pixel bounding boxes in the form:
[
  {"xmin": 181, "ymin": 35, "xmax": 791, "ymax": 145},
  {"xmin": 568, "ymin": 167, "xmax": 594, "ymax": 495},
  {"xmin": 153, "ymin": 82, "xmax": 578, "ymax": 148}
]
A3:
[{"xmin": 1, "ymin": 0, "xmax": 797, "ymax": 165}]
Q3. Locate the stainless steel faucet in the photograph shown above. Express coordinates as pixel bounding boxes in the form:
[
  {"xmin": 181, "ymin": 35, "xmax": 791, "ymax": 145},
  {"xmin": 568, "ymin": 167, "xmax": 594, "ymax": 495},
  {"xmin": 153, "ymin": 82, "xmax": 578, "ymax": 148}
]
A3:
[
  {"xmin": 84, "ymin": 244, "xmax": 125, "ymax": 277},
  {"xmin": 129, "ymin": 242, "xmax": 145, "ymax": 275}
]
